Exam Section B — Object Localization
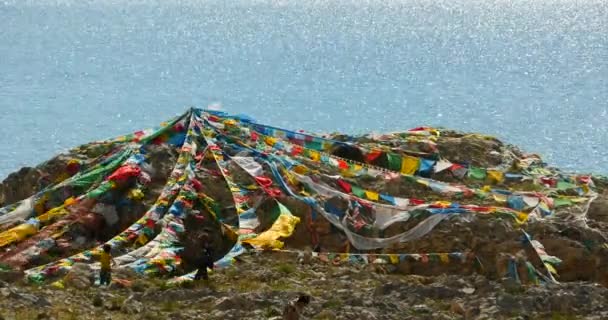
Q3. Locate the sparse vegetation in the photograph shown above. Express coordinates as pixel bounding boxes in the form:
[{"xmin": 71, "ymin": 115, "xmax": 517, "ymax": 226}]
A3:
[
  {"xmin": 0, "ymin": 252, "xmax": 606, "ymax": 320},
  {"xmin": 275, "ymin": 262, "xmax": 296, "ymax": 275}
]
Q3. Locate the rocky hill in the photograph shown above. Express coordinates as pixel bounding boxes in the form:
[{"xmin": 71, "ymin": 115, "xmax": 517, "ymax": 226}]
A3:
[{"xmin": 0, "ymin": 108, "xmax": 607, "ymax": 319}]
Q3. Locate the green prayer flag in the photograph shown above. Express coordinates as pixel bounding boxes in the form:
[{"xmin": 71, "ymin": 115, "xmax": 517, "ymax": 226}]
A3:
[
  {"xmin": 69, "ymin": 149, "xmax": 132, "ymax": 188},
  {"xmin": 557, "ymin": 181, "xmax": 577, "ymax": 190},
  {"xmin": 553, "ymin": 197, "xmax": 572, "ymax": 207},
  {"xmin": 468, "ymin": 166, "xmax": 487, "ymax": 180},
  {"xmin": 351, "ymin": 186, "xmax": 366, "ymax": 198},
  {"xmin": 305, "ymin": 140, "xmax": 323, "ymax": 151},
  {"xmin": 387, "ymin": 153, "xmax": 402, "ymax": 171},
  {"xmin": 86, "ymin": 181, "xmax": 113, "ymax": 199}
]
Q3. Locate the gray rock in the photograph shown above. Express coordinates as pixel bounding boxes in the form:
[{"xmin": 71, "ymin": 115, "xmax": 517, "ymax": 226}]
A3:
[
  {"xmin": 359, "ymin": 309, "xmax": 378, "ymax": 320},
  {"xmin": 214, "ymin": 295, "xmax": 251, "ymax": 311},
  {"xmin": 301, "ymin": 250, "xmax": 313, "ymax": 265},
  {"xmin": 24, "ymin": 294, "xmax": 50, "ymax": 307},
  {"xmin": 450, "ymin": 300, "xmax": 466, "ymax": 316},
  {"xmin": 121, "ymin": 295, "xmax": 144, "ymax": 314},
  {"xmin": 412, "ymin": 304, "xmax": 432, "ymax": 314},
  {"xmin": 63, "ymin": 263, "xmax": 94, "ymax": 290},
  {"xmin": 0, "ymin": 287, "xmax": 11, "ymax": 298},
  {"xmin": 496, "ymin": 293, "xmax": 521, "ymax": 314},
  {"xmin": 501, "ymin": 277, "xmax": 523, "ymax": 294},
  {"xmin": 103, "ymin": 298, "xmax": 122, "ymax": 311}
]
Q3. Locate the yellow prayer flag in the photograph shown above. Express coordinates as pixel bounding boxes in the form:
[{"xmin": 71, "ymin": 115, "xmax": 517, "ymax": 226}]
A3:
[
  {"xmin": 493, "ymin": 194, "xmax": 508, "ymax": 203},
  {"xmin": 434, "ymin": 201, "xmax": 452, "ymax": 207},
  {"xmin": 417, "ymin": 178, "xmax": 430, "ymax": 186},
  {"xmin": 242, "ymin": 206, "xmax": 301, "ymax": 250},
  {"xmin": 38, "ymin": 206, "xmax": 69, "ymax": 223},
  {"xmin": 264, "ymin": 136, "xmax": 277, "ymax": 147},
  {"xmin": 286, "ymin": 172, "xmax": 298, "ymax": 185},
  {"xmin": 137, "ymin": 233, "xmax": 148, "ymax": 246},
  {"xmin": 224, "ymin": 119, "xmax": 237, "ymax": 127},
  {"xmin": 516, "ymin": 212, "xmax": 529, "ymax": 224},
  {"xmin": 51, "ymin": 280, "xmax": 65, "ymax": 289},
  {"xmin": 63, "ymin": 197, "xmax": 77, "ymax": 206},
  {"xmin": 545, "ymin": 263, "xmax": 558, "ymax": 275},
  {"xmin": 54, "ymin": 172, "xmax": 70, "ymax": 183},
  {"xmin": 487, "ymin": 170, "xmax": 505, "ymax": 183},
  {"xmin": 365, "ymin": 190, "xmax": 379, "ymax": 201},
  {"xmin": 389, "ymin": 254, "xmax": 399, "ymax": 264},
  {"xmin": 309, "ymin": 151, "xmax": 321, "ymax": 162},
  {"xmin": 340, "ymin": 169, "xmax": 356, "ymax": 178},
  {"xmin": 400, "ymin": 155, "xmax": 420, "ymax": 175},
  {"xmin": 439, "ymin": 253, "xmax": 450, "ymax": 264},
  {"xmin": 293, "ymin": 165, "xmax": 309, "ymax": 174}
]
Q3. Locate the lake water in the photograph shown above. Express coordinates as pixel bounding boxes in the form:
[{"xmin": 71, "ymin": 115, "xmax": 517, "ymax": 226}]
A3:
[{"xmin": 1, "ymin": 0, "xmax": 606, "ymax": 178}]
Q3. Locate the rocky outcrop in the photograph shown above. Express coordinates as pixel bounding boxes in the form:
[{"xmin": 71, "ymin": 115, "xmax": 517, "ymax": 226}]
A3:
[
  {"xmin": 1, "ymin": 116, "xmax": 607, "ymax": 320},
  {"xmin": 0, "ymin": 141, "xmax": 124, "ymax": 207},
  {"xmin": 435, "ymin": 131, "xmax": 507, "ymax": 168}
]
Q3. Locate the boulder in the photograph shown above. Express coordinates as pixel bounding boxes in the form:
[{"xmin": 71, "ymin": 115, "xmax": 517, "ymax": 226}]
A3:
[{"xmin": 63, "ymin": 263, "xmax": 94, "ymax": 290}]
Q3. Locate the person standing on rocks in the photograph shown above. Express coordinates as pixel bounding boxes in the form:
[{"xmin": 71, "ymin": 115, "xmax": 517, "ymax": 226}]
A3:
[
  {"xmin": 194, "ymin": 233, "xmax": 214, "ymax": 281},
  {"xmin": 99, "ymin": 244, "xmax": 116, "ymax": 286},
  {"xmin": 282, "ymin": 294, "xmax": 311, "ymax": 320}
]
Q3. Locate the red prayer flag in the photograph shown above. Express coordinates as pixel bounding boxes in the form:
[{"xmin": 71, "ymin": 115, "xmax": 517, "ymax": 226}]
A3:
[
  {"xmin": 410, "ymin": 198, "xmax": 426, "ymax": 205},
  {"xmin": 336, "ymin": 179, "xmax": 352, "ymax": 193},
  {"xmin": 255, "ymin": 176, "xmax": 273, "ymax": 187},
  {"xmin": 366, "ymin": 150, "xmax": 382, "ymax": 163}
]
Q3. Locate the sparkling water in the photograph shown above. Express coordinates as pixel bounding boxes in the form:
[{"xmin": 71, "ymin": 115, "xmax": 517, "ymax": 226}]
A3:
[{"xmin": 1, "ymin": 0, "xmax": 606, "ymax": 178}]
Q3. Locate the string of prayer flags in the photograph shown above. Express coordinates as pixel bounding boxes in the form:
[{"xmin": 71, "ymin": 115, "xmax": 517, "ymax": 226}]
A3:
[{"xmin": 306, "ymin": 251, "xmax": 473, "ymax": 266}]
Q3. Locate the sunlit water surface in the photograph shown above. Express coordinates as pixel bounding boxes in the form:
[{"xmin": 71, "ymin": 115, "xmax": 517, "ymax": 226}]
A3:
[{"xmin": 1, "ymin": 0, "xmax": 606, "ymax": 178}]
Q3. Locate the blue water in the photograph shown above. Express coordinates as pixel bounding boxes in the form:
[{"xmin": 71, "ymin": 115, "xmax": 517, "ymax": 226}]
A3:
[{"xmin": 1, "ymin": 0, "xmax": 606, "ymax": 178}]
